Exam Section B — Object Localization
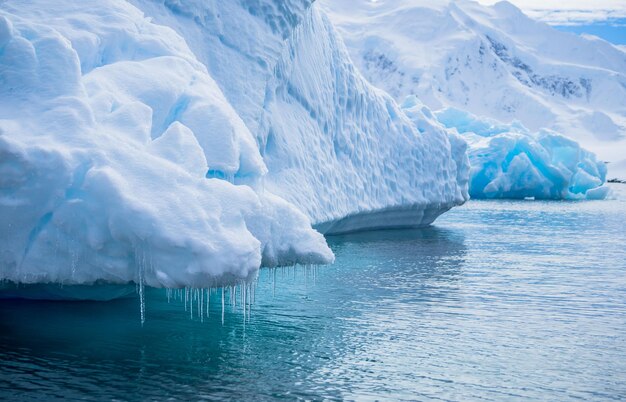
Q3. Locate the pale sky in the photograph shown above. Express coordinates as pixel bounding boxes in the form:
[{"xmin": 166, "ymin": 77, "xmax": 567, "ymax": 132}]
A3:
[{"xmin": 475, "ymin": 0, "xmax": 626, "ymax": 25}]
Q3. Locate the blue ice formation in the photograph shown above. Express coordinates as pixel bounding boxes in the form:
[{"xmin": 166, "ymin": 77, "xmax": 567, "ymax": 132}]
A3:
[{"xmin": 430, "ymin": 105, "xmax": 608, "ymax": 200}]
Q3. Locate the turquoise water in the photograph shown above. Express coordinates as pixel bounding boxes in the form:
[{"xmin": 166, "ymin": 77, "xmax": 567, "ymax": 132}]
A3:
[{"xmin": 1, "ymin": 186, "xmax": 625, "ymax": 400}]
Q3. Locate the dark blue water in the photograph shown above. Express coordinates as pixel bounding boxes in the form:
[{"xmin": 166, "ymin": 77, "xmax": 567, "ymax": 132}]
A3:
[{"xmin": 1, "ymin": 186, "xmax": 625, "ymax": 401}]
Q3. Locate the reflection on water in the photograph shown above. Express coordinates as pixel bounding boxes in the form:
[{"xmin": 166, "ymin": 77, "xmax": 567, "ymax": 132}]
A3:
[{"xmin": 1, "ymin": 186, "xmax": 626, "ymax": 400}]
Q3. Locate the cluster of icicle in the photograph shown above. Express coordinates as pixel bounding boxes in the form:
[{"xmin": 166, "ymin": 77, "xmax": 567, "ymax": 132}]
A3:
[{"xmin": 153, "ymin": 264, "xmax": 322, "ymax": 325}]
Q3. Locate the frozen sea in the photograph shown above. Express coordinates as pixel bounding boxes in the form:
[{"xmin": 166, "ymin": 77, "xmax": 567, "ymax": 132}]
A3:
[{"xmin": 1, "ymin": 185, "xmax": 625, "ymax": 401}]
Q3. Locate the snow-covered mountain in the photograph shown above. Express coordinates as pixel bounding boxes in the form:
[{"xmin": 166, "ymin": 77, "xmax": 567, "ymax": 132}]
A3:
[
  {"xmin": 321, "ymin": 0, "xmax": 626, "ymax": 179},
  {"xmin": 0, "ymin": 0, "xmax": 467, "ymax": 296}
]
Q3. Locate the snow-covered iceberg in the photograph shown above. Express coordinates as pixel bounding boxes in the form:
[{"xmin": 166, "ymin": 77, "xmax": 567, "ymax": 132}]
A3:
[
  {"xmin": 0, "ymin": 1, "xmax": 332, "ymax": 291},
  {"xmin": 129, "ymin": 0, "xmax": 470, "ymax": 233},
  {"xmin": 402, "ymin": 99, "xmax": 608, "ymax": 200},
  {"xmin": 0, "ymin": 0, "xmax": 469, "ymax": 295}
]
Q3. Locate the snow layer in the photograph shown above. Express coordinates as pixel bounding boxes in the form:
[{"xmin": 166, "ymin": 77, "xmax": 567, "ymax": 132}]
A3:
[
  {"xmin": 411, "ymin": 101, "xmax": 608, "ymax": 199},
  {"xmin": 0, "ymin": 1, "xmax": 332, "ymax": 291},
  {"xmin": 133, "ymin": 0, "xmax": 470, "ymax": 233},
  {"xmin": 321, "ymin": 0, "xmax": 626, "ymax": 178}
]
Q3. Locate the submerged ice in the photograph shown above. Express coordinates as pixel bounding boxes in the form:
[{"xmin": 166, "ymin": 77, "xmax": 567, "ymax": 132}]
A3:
[{"xmin": 0, "ymin": 0, "xmax": 469, "ymax": 296}]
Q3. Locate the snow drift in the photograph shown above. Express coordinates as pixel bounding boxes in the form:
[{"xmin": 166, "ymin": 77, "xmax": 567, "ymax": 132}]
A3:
[
  {"xmin": 321, "ymin": 0, "xmax": 626, "ymax": 179},
  {"xmin": 0, "ymin": 0, "xmax": 468, "ymax": 295}
]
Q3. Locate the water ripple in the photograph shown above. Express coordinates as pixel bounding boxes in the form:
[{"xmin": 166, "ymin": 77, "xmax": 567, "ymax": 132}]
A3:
[{"xmin": 1, "ymin": 185, "xmax": 625, "ymax": 400}]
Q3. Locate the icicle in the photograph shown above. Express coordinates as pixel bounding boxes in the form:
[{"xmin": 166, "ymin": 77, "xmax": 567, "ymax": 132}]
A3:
[
  {"xmin": 190, "ymin": 288, "xmax": 194, "ymax": 319},
  {"xmin": 247, "ymin": 283, "xmax": 252, "ymax": 322},
  {"xmin": 138, "ymin": 277, "xmax": 145, "ymax": 326},
  {"xmin": 221, "ymin": 287, "xmax": 225, "ymax": 325},
  {"xmin": 242, "ymin": 282, "xmax": 246, "ymax": 322},
  {"xmin": 136, "ymin": 247, "xmax": 146, "ymax": 326},
  {"xmin": 70, "ymin": 249, "xmax": 77, "ymax": 279}
]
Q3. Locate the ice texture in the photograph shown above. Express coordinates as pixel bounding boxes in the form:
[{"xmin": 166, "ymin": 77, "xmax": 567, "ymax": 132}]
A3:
[
  {"xmin": 130, "ymin": 0, "xmax": 470, "ymax": 233},
  {"xmin": 321, "ymin": 0, "xmax": 626, "ymax": 179},
  {"xmin": 412, "ymin": 102, "xmax": 608, "ymax": 200},
  {"xmin": 0, "ymin": 0, "xmax": 469, "ymax": 296},
  {"xmin": 0, "ymin": 1, "xmax": 332, "ymax": 291}
]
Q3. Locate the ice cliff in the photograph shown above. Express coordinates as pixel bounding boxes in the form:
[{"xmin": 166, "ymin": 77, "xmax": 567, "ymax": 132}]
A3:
[
  {"xmin": 0, "ymin": 0, "xmax": 333, "ymax": 290},
  {"xmin": 134, "ymin": 0, "xmax": 469, "ymax": 233},
  {"xmin": 0, "ymin": 0, "xmax": 468, "ymax": 294}
]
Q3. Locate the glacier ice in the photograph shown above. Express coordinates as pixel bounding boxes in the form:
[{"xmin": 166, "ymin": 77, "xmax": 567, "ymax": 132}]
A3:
[
  {"xmin": 402, "ymin": 99, "xmax": 608, "ymax": 200},
  {"xmin": 134, "ymin": 0, "xmax": 469, "ymax": 234},
  {"xmin": 0, "ymin": 0, "xmax": 469, "ymax": 297},
  {"xmin": 0, "ymin": 1, "xmax": 332, "ymax": 293},
  {"xmin": 321, "ymin": 0, "xmax": 626, "ymax": 179}
]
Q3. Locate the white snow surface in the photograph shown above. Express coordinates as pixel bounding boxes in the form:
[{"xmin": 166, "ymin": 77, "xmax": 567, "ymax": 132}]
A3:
[
  {"xmin": 321, "ymin": 0, "xmax": 626, "ymax": 179},
  {"xmin": 0, "ymin": 0, "xmax": 469, "ymax": 292},
  {"xmin": 408, "ymin": 99, "xmax": 608, "ymax": 199}
]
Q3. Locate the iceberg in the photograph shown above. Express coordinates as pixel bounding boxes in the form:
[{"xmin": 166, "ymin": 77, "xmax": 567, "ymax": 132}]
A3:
[
  {"xmin": 0, "ymin": 0, "xmax": 469, "ymax": 297},
  {"xmin": 135, "ymin": 0, "xmax": 470, "ymax": 234},
  {"xmin": 402, "ymin": 99, "xmax": 608, "ymax": 200},
  {"xmin": 0, "ymin": 1, "xmax": 332, "ymax": 293}
]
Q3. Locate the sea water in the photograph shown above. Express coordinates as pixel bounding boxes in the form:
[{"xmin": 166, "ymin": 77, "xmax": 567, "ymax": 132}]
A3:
[{"xmin": 1, "ymin": 185, "xmax": 625, "ymax": 400}]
